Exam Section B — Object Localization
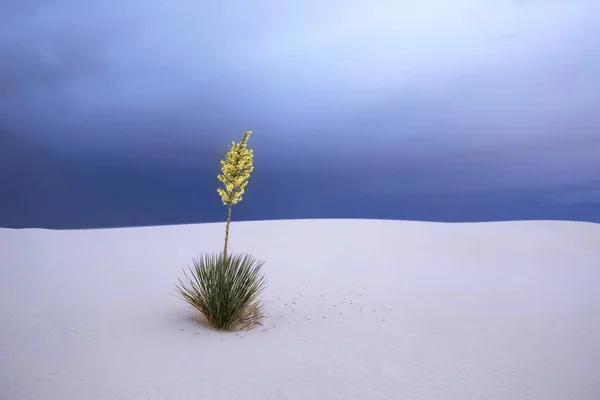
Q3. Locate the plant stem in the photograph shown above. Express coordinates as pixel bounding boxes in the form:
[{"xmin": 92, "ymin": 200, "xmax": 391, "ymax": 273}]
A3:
[{"xmin": 223, "ymin": 203, "xmax": 233, "ymax": 259}]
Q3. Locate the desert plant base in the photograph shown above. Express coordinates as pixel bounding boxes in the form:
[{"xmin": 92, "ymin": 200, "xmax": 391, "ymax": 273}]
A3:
[
  {"xmin": 175, "ymin": 252, "xmax": 267, "ymax": 332},
  {"xmin": 189, "ymin": 301, "xmax": 265, "ymax": 332}
]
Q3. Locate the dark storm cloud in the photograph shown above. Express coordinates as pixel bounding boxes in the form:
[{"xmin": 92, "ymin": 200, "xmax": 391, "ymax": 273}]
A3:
[
  {"xmin": 1, "ymin": 0, "xmax": 599, "ymax": 229},
  {"xmin": 3, "ymin": 0, "xmax": 599, "ymax": 158}
]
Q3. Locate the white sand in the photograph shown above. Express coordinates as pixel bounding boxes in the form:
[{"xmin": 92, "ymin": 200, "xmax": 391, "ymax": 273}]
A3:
[{"xmin": 1, "ymin": 219, "xmax": 599, "ymax": 400}]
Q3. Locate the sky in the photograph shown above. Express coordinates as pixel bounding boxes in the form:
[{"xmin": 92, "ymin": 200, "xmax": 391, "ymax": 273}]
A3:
[{"xmin": 1, "ymin": 0, "xmax": 599, "ymax": 228}]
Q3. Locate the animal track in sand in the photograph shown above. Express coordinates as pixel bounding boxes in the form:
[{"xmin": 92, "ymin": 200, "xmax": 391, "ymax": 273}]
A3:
[{"xmin": 271, "ymin": 282, "xmax": 394, "ymax": 326}]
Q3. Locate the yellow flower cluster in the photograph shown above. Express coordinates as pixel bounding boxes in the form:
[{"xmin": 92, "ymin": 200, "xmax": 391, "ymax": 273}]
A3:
[{"xmin": 217, "ymin": 130, "xmax": 254, "ymax": 205}]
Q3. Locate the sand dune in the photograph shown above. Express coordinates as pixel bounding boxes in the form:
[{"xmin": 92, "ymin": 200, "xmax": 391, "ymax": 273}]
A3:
[{"xmin": 1, "ymin": 219, "xmax": 599, "ymax": 399}]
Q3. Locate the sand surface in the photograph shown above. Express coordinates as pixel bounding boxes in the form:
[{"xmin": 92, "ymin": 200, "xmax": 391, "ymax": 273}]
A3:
[{"xmin": 1, "ymin": 219, "xmax": 599, "ymax": 399}]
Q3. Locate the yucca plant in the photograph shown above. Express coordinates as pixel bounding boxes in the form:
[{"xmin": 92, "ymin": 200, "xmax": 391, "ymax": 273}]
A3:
[
  {"xmin": 175, "ymin": 129, "xmax": 266, "ymax": 331},
  {"xmin": 175, "ymin": 252, "xmax": 267, "ymax": 331}
]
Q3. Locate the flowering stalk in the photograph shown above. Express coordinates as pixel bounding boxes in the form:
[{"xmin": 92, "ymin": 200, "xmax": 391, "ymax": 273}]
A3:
[{"xmin": 217, "ymin": 130, "xmax": 254, "ymax": 260}]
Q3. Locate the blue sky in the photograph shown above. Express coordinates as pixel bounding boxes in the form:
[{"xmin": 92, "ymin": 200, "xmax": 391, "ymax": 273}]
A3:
[{"xmin": 1, "ymin": 0, "xmax": 599, "ymax": 228}]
